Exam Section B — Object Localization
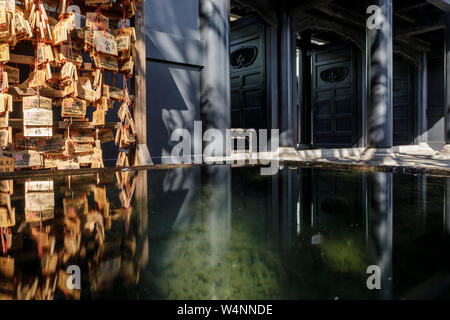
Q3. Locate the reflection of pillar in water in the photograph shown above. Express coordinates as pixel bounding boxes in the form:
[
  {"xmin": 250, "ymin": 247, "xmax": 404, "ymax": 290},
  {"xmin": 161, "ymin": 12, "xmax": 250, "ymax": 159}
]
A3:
[
  {"xmin": 420, "ymin": 176, "xmax": 427, "ymax": 228},
  {"xmin": 445, "ymin": 178, "xmax": 450, "ymax": 233},
  {"xmin": 280, "ymin": 168, "xmax": 299, "ymax": 257},
  {"xmin": 368, "ymin": 172, "xmax": 393, "ymax": 299},
  {"xmin": 134, "ymin": 170, "xmax": 149, "ymax": 270},
  {"xmin": 362, "ymin": 172, "xmax": 369, "ymax": 246},
  {"xmin": 202, "ymin": 165, "xmax": 231, "ymax": 299},
  {"xmin": 298, "ymin": 168, "xmax": 312, "ymax": 236}
]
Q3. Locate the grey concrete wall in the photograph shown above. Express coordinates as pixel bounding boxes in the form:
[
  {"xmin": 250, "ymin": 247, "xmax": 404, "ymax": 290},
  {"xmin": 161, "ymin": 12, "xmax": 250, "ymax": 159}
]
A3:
[{"xmin": 145, "ymin": 0, "xmax": 205, "ymax": 164}]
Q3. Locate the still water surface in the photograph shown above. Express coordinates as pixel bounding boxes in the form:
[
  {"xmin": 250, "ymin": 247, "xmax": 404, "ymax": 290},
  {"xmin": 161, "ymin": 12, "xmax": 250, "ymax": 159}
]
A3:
[{"xmin": 1, "ymin": 165, "xmax": 450, "ymax": 299}]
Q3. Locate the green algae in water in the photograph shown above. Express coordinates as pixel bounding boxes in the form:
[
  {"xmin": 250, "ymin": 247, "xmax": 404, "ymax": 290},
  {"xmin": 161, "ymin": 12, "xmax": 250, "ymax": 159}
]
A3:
[{"xmin": 151, "ymin": 214, "xmax": 286, "ymax": 300}]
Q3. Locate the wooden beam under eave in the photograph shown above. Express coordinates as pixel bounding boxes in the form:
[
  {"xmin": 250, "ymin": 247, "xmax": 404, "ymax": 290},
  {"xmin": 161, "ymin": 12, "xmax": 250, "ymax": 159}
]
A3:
[
  {"xmin": 396, "ymin": 36, "xmax": 431, "ymax": 52},
  {"xmin": 289, "ymin": 0, "xmax": 334, "ymax": 16},
  {"xmin": 427, "ymin": 0, "xmax": 450, "ymax": 12},
  {"xmin": 395, "ymin": 16, "xmax": 445, "ymax": 36},
  {"xmin": 232, "ymin": 0, "xmax": 278, "ymax": 27},
  {"xmin": 398, "ymin": 2, "xmax": 430, "ymax": 12},
  {"xmin": 394, "ymin": 11, "xmax": 418, "ymax": 23},
  {"xmin": 294, "ymin": 10, "xmax": 431, "ymax": 53},
  {"xmin": 318, "ymin": 4, "xmax": 365, "ymax": 27},
  {"xmin": 293, "ymin": 12, "xmax": 365, "ymax": 51}
]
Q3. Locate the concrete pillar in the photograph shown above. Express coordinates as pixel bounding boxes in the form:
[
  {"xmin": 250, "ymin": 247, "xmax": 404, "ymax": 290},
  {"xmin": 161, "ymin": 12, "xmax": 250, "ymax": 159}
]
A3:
[
  {"xmin": 446, "ymin": 15, "xmax": 450, "ymax": 144},
  {"xmin": 421, "ymin": 52, "xmax": 428, "ymax": 143},
  {"xmin": 199, "ymin": 0, "xmax": 231, "ymax": 157},
  {"xmin": 368, "ymin": 172, "xmax": 393, "ymax": 299},
  {"xmin": 298, "ymin": 31, "xmax": 312, "ymax": 148},
  {"xmin": 367, "ymin": 0, "xmax": 393, "ymax": 148},
  {"xmin": 435, "ymin": 15, "xmax": 450, "ymax": 156},
  {"xmin": 279, "ymin": 7, "xmax": 295, "ymax": 147}
]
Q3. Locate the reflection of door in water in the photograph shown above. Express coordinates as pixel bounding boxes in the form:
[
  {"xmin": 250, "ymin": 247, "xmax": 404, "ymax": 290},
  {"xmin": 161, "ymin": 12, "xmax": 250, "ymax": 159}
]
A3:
[
  {"xmin": 230, "ymin": 18, "xmax": 267, "ymax": 130},
  {"xmin": 312, "ymin": 46, "xmax": 357, "ymax": 147},
  {"xmin": 393, "ymin": 59, "xmax": 414, "ymax": 146}
]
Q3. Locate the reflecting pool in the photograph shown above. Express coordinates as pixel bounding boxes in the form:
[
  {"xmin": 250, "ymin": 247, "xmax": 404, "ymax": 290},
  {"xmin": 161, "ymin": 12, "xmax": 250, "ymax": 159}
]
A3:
[{"xmin": 1, "ymin": 165, "xmax": 450, "ymax": 299}]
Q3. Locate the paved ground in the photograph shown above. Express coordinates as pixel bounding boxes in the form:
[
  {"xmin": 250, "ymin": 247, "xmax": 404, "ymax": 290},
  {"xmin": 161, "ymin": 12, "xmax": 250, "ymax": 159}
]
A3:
[
  {"xmin": 4, "ymin": 144, "xmax": 450, "ymax": 179},
  {"xmin": 275, "ymin": 144, "xmax": 450, "ymax": 175}
]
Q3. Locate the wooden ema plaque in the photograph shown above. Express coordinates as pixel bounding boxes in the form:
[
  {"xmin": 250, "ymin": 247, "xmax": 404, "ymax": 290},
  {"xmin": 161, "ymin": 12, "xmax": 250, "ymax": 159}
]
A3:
[{"xmin": 61, "ymin": 98, "xmax": 86, "ymax": 118}]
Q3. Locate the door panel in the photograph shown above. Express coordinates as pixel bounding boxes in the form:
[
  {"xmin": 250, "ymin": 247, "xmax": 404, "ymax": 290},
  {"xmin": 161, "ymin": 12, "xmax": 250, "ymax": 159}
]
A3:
[
  {"xmin": 393, "ymin": 59, "xmax": 414, "ymax": 146},
  {"xmin": 312, "ymin": 46, "xmax": 357, "ymax": 147},
  {"xmin": 230, "ymin": 18, "xmax": 267, "ymax": 130}
]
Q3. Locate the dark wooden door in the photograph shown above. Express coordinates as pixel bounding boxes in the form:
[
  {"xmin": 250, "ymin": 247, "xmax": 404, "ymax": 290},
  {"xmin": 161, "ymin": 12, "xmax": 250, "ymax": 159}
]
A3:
[
  {"xmin": 393, "ymin": 58, "xmax": 414, "ymax": 146},
  {"xmin": 230, "ymin": 17, "xmax": 267, "ymax": 130},
  {"xmin": 312, "ymin": 46, "xmax": 357, "ymax": 147}
]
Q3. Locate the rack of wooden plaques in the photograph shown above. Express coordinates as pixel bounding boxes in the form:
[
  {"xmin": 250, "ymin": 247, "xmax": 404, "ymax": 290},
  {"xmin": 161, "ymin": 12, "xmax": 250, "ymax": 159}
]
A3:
[{"xmin": 0, "ymin": 0, "xmax": 147, "ymax": 172}]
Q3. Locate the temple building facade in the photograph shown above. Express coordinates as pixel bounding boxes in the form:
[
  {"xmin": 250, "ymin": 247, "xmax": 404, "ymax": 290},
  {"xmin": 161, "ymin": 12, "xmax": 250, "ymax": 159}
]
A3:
[{"xmin": 144, "ymin": 0, "xmax": 450, "ymax": 163}]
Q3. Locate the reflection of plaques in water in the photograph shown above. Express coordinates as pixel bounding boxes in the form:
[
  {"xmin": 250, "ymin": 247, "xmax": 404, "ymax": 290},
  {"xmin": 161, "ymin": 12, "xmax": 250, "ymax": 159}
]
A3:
[
  {"xmin": 89, "ymin": 257, "xmax": 121, "ymax": 293},
  {"xmin": 63, "ymin": 197, "xmax": 88, "ymax": 218},
  {"xmin": 57, "ymin": 269, "xmax": 81, "ymax": 300},
  {"xmin": 93, "ymin": 186, "xmax": 107, "ymax": 207},
  {"xmin": 0, "ymin": 256, "xmax": 14, "ymax": 299},
  {"xmin": 0, "ymin": 157, "xmax": 16, "ymax": 232},
  {"xmin": 25, "ymin": 209, "xmax": 54, "ymax": 223},
  {"xmin": 25, "ymin": 180, "xmax": 55, "ymax": 223},
  {"xmin": 0, "ymin": 192, "xmax": 10, "ymax": 207},
  {"xmin": 0, "ymin": 206, "xmax": 14, "ymax": 227},
  {"xmin": 25, "ymin": 181, "xmax": 55, "ymax": 222},
  {"xmin": 0, "ymin": 256, "xmax": 13, "ymax": 279},
  {"xmin": 25, "ymin": 180, "xmax": 53, "ymax": 192}
]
